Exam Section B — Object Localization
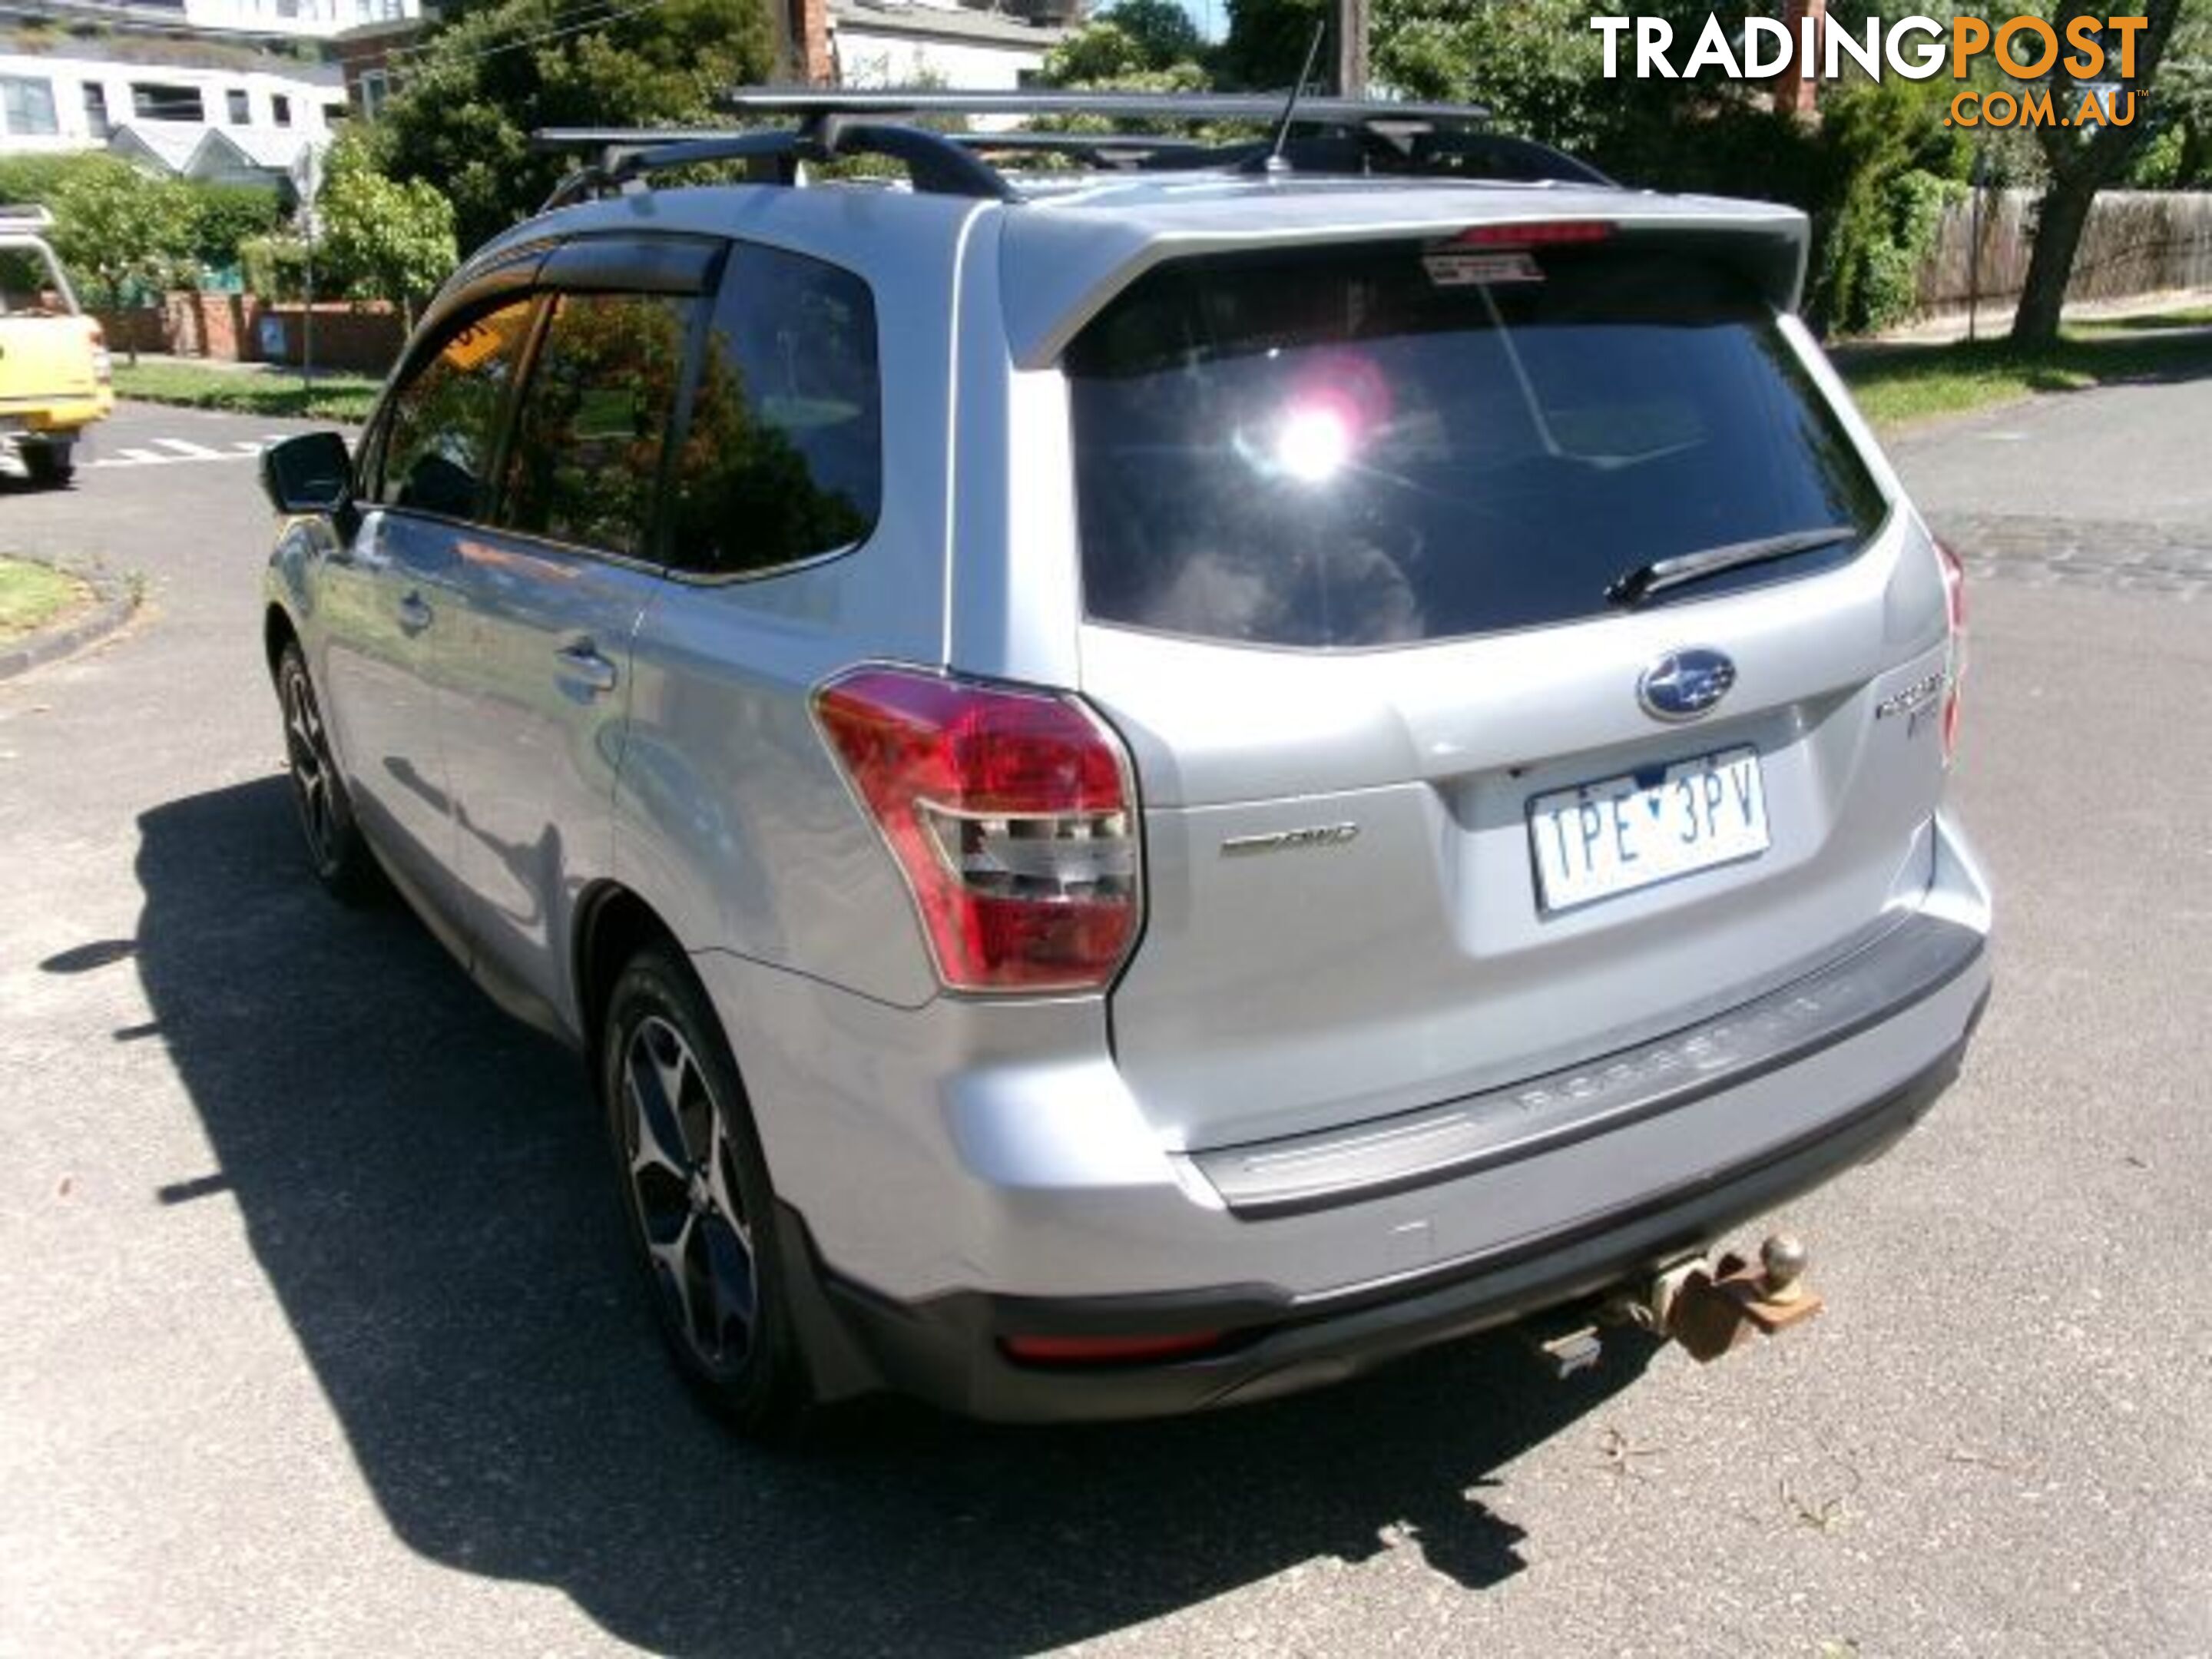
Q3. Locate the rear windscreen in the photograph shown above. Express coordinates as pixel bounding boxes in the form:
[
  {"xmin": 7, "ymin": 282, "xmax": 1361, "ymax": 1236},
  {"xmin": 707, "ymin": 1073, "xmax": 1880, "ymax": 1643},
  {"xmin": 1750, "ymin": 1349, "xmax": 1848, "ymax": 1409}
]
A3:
[{"xmin": 1065, "ymin": 240, "xmax": 1888, "ymax": 648}]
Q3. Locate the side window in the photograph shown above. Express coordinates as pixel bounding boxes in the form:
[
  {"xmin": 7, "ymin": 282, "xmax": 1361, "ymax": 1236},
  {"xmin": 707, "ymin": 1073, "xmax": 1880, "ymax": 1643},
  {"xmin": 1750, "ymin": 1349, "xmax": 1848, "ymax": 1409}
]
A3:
[
  {"xmin": 376, "ymin": 297, "xmax": 536, "ymax": 521},
  {"xmin": 665, "ymin": 244, "xmax": 881, "ymax": 577},
  {"xmin": 500, "ymin": 290, "xmax": 694, "ymax": 560}
]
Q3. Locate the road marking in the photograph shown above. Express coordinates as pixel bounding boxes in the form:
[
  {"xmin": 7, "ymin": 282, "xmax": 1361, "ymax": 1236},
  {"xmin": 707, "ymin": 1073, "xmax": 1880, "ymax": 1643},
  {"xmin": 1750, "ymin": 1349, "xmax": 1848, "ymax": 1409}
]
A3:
[{"xmin": 89, "ymin": 435, "xmax": 274, "ymax": 470}]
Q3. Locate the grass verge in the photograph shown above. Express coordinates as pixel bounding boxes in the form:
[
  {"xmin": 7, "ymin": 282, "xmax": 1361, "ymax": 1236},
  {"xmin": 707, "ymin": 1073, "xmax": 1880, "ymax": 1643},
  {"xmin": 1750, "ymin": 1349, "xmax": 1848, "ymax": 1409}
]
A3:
[
  {"xmin": 112, "ymin": 361, "xmax": 381, "ymax": 425},
  {"xmin": 0, "ymin": 558, "xmax": 91, "ymax": 639},
  {"xmin": 1836, "ymin": 310, "xmax": 2212, "ymax": 431}
]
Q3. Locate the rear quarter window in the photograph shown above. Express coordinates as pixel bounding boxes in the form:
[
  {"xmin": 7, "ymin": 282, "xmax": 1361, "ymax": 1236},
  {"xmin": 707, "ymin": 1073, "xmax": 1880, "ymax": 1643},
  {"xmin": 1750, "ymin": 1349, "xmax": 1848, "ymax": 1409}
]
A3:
[
  {"xmin": 663, "ymin": 243, "xmax": 881, "ymax": 578},
  {"xmin": 1065, "ymin": 241, "xmax": 1888, "ymax": 648}
]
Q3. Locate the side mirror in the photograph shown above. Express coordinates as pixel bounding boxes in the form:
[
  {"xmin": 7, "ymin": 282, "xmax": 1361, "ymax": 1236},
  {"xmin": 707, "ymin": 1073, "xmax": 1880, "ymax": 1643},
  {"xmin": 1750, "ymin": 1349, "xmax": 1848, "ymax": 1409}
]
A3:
[{"xmin": 260, "ymin": 431, "xmax": 354, "ymax": 516}]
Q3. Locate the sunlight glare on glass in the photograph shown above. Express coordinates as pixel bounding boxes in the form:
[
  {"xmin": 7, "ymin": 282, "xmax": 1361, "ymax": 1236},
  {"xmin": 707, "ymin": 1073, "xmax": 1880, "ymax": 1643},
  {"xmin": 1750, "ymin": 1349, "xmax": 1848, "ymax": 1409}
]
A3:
[{"xmin": 1276, "ymin": 402, "xmax": 1353, "ymax": 484}]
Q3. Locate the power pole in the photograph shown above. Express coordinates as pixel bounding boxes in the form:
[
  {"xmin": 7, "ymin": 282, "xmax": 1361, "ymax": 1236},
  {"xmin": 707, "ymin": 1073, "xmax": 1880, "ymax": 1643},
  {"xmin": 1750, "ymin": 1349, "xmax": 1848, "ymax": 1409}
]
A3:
[{"xmin": 1336, "ymin": 0, "xmax": 1367, "ymax": 96}]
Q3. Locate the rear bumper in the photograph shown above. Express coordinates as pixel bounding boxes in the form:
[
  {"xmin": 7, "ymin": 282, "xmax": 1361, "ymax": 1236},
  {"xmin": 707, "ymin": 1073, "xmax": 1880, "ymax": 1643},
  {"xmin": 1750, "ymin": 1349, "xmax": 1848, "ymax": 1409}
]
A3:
[
  {"xmin": 705, "ymin": 811, "xmax": 1993, "ymax": 1420},
  {"xmin": 786, "ymin": 996, "xmax": 1982, "ymax": 1420},
  {"xmin": 0, "ymin": 394, "xmax": 106, "ymax": 433}
]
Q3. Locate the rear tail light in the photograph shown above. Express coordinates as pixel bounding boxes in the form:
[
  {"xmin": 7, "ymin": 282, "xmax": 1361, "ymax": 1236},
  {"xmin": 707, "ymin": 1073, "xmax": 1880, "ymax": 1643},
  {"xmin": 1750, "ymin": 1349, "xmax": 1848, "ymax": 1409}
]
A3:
[
  {"xmin": 812, "ymin": 665, "xmax": 1142, "ymax": 994},
  {"xmin": 1936, "ymin": 538, "xmax": 1967, "ymax": 766}
]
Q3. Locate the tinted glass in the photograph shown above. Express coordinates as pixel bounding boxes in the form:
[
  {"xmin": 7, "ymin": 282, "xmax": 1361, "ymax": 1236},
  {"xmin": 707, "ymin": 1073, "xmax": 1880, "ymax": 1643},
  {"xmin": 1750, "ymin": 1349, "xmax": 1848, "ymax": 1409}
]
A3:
[
  {"xmin": 501, "ymin": 290, "xmax": 694, "ymax": 559},
  {"xmin": 131, "ymin": 83, "xmax": 204, "ymax": 121},
  {"xmin": 664, "ymin": 244, "xmax": 879, "ymax": 576},
  {"xmin": 1065, "ymin": 243, "xmax": 1888, "ymax": 648},
  {"xmin": 376, "ymin": 296, "xmax": 535, "ymax": 521}
]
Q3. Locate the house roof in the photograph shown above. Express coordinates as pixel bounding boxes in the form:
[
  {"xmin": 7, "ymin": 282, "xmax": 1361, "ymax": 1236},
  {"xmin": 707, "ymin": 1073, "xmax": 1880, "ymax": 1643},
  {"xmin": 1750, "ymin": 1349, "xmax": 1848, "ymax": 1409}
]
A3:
[
  {"xmin": 105, "ymin": 120, "xmax": 316, "ymax": 180},
  {"xmin": 107, "ymin": 120, "xmax": 203, "ymax": 172},
  {"xmin": 192, "ymin": 124, "xmax": 313, "ymax": 171}
]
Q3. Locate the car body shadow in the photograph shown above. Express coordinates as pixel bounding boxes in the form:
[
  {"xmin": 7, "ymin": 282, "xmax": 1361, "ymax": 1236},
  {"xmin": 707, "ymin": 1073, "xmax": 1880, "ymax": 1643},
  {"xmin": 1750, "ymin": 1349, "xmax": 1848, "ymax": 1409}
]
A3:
[{"xmin": 127, "ymin": 776, "xmax": 1660, "ymax": 1656}]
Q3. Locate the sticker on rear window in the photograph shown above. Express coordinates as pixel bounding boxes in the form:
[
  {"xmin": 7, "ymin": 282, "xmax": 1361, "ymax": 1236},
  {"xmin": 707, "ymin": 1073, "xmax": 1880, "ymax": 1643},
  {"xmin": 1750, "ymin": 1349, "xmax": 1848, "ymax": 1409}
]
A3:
[{"xmin": 1422, "ymin": 249, "xmax": 1545, "ymax": 287}]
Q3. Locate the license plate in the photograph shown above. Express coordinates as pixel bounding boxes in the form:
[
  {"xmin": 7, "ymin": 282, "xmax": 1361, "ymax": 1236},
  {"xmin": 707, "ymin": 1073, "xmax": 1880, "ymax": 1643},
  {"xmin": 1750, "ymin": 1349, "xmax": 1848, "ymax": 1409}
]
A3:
[{"xmin": 1530, "ymin": 747, "xmax": 1770, "ymax": 912}]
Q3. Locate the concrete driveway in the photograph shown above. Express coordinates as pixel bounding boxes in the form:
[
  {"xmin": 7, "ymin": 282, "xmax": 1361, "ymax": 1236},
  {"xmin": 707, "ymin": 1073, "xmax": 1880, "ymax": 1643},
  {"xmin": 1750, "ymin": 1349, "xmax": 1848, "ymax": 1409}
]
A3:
[{"xmin": 2, "ymin": 394, "xmax": 2207, "ymax": 1657}]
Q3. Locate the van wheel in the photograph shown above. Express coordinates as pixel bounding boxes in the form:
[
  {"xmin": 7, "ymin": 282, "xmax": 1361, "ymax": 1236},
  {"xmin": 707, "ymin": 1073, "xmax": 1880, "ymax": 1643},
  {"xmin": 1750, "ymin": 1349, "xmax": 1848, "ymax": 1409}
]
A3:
[
  {"xmin": 602, "ymin": 942, "xmax": 810, "ymax": 1435},
  {"xmin": 276, "ymin": 642, "xmax": 379, "ymax": 903},
  {"xmin": 22, "ymin": 442, "xmax": 73, "ymax": 487}
]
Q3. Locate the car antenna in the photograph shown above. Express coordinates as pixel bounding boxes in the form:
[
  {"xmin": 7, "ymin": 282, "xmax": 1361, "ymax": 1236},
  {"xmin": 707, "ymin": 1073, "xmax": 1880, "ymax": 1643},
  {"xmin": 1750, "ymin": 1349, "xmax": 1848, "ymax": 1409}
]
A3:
[{"xmin": 1265, "ymin": 21, "xmax": 1329, "ymax": 174}]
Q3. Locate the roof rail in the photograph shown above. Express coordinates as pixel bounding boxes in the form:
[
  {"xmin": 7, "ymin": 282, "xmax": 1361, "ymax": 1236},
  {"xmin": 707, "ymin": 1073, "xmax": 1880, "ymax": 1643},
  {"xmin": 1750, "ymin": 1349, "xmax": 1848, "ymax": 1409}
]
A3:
[{"xmin": 0, "ymin": 203, "xmax": 55, "ymax": 230}]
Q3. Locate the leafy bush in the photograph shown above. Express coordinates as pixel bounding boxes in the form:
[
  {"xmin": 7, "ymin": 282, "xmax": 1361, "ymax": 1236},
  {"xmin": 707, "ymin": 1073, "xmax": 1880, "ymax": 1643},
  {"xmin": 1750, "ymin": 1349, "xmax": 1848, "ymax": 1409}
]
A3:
[
  {"xmin": 48, "ymin": 157, "xmax": 197, "ymax": 310},
  {"xmin": 239, "ymin": 233, "xmax": 311, "ymax": 303},
  {"xmin": 185, "ymin": 183, "xmax": 285, "ymax": 272}
]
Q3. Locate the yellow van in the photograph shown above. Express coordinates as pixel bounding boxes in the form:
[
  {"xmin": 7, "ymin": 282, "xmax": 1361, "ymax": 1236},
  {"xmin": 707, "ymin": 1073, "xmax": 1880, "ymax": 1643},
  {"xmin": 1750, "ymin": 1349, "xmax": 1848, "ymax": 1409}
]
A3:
[{"xmin": 0, "ymin": 206, "xmax": 113, "ymax": 486}]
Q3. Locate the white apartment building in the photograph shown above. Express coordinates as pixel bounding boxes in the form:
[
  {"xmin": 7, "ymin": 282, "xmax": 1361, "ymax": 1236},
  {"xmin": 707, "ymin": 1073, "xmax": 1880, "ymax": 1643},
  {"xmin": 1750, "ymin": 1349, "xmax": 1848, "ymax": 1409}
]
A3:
[
  {"xmin": 182, "ymin": 0, "xmax": 416, "ymax": 41},
  {"xmin": 0, "ymin": 45, "xmax": 345, "ymax": 185}
]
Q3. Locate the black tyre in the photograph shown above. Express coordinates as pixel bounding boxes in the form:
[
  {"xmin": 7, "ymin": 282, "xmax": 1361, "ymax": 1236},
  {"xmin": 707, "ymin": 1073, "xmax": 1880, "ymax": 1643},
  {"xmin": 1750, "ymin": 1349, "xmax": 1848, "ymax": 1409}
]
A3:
[
  {"xmin": 602, "ymin": 942, "xmax": 810, "ymax": 1435},
  {"xmin": 276, "ymin": 641, "xmax": 381, "ymax": 904},
  {"xmin": 22, "ymin": 442, "xmax": 74, "ymax": 488}
]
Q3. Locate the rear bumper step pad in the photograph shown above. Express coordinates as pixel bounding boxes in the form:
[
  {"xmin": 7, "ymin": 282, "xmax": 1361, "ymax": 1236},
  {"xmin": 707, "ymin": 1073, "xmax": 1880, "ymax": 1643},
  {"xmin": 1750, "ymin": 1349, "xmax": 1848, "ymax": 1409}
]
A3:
[{"xmin": 1188, "ymin": 912, "xmax": 1986, "ymax": 1218}]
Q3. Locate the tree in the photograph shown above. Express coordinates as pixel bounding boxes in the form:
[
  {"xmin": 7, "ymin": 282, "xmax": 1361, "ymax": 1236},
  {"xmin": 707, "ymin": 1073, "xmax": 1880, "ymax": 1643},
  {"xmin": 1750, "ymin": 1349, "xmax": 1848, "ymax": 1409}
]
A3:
[
  {"xmin": 381, "ymin": 0, "xmax": 775, "ymax": 253},
  {"xmin": 2013, "ymin": 0, "xmax": 2190, "ymax": 342},
  {"xmin": 1217, "ymin": 0, "xmax": 1326, "ymax": 90},
  {"xmin": 2128, "ymin": 2, "xmax": 2212, "ymax": 184},
  {"xmin": 1098, "ymin": 0, "xmax": 1207, "ymax": 69},
  {"xmin": 48, "ymin": 157, "xmax": 195, "ymax": 358},
  {"xmin": 316, "ymin": 134, "xmax": 459, "ymax": 329},
  {"xmin": 1041, "ymin": 0, "xmax": 1211, "ymax": 86}
]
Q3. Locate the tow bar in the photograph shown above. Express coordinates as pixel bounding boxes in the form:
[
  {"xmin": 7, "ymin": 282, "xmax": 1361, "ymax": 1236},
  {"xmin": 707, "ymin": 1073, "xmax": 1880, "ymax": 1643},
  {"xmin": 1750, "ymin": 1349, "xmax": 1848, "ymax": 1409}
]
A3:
[{"xmin": 1524, "ymin": 1233, "xmax": 1824, "ymax": 1378}]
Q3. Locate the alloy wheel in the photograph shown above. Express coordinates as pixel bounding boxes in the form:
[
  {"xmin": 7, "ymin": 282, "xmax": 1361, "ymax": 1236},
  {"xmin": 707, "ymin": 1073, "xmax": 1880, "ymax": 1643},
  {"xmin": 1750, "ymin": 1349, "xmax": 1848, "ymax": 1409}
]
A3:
[
  {"xmin": 281, "ymin": 661, "xmax": 339, "ymax": 873},
  {"xmin": 619, "ymin": 1013, "xmax": 758, "ymax": 1373}
]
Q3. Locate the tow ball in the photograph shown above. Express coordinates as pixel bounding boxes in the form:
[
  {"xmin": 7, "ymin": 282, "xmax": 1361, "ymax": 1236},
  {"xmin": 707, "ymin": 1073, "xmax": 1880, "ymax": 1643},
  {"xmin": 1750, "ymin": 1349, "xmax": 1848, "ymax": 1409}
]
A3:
[
  {"xmin": 1523, "ymin": 1233, "xmax": 1823, "ymax": 1378},
  {"xmin": 1629, "ymin": 1233, "xmax": 1825, "ymax": 1363}
]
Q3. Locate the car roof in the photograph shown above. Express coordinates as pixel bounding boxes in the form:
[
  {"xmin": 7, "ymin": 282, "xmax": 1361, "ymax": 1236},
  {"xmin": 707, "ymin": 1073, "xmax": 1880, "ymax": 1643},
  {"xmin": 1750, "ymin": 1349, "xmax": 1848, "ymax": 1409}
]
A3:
[{"xmin": 475, "ymin": 171, "xmax": 1809, "ymax": 372}]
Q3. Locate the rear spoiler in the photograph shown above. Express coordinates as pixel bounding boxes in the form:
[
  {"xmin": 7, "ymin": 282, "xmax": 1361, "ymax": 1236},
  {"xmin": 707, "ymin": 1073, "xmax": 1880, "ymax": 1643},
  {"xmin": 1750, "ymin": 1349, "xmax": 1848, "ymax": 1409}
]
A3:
[{"xmin": 999, "ymin": 198, "xmax": 1810, "ymax": 370}]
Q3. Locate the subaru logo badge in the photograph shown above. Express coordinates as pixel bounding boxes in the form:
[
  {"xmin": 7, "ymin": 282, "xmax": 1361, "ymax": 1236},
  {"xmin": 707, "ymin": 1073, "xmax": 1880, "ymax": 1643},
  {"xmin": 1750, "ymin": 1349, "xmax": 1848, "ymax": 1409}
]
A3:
[{"xmin": 1637, "ymin": 647, "xmax": 1737, "ymax": 723}]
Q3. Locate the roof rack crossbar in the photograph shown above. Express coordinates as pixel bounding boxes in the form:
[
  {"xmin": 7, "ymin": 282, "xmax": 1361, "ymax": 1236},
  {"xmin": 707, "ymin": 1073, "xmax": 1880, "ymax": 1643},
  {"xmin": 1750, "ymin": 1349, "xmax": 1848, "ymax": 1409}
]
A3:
[
  {"xmin": 531, "ymin": 91, "xmax": 1607, "ymax": 207},
  {"xmin": 715, "ymin": 87, "xmax": 1493, "ymax": 125}
]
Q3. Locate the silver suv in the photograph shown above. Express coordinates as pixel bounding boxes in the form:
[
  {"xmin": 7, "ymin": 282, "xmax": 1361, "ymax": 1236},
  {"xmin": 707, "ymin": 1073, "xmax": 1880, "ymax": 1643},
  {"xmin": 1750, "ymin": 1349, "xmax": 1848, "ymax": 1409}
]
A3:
[{"xmin": 260, "ymin": 91, "xmax": 1992, "ymax": 1432}]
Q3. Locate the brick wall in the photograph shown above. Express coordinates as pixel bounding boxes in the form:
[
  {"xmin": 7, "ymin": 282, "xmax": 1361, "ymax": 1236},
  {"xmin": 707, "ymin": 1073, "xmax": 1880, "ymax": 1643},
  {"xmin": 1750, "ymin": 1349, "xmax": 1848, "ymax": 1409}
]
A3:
[
  {"xmin": 248, "ymin": 301, "xmax": 406, "ymax": 374},
  {"xmin": 129, "ymin": 291, "xmax": 406, "ymax": 374},
  {"xmin": 89, "ymin": 306, "xmax": 165, "ymax": 356}
]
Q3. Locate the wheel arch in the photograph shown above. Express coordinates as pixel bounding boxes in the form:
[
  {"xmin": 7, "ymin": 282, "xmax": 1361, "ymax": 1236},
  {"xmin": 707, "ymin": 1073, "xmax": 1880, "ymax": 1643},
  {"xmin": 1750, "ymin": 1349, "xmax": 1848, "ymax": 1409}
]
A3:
[
  {"xmin": 572, "ymin": 881, "xmax": 687, "ymax": 1073},
  {"xmin": 263, "ymin": 603, "xmax": 300, "ymax": 683}
]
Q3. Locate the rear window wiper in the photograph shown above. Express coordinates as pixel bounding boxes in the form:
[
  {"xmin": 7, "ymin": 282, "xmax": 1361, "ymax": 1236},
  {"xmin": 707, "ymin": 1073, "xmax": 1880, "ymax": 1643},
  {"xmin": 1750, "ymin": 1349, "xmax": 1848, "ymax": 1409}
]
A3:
[{"xmin": 1605, "ymin": 527, "xmax": 1860, "ymax": 609}]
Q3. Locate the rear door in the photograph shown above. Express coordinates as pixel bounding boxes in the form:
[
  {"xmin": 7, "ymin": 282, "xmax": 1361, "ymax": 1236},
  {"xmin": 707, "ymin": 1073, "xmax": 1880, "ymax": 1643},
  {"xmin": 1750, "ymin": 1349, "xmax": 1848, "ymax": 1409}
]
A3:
[
  {"xmin": 432, "ymin": 237, "xmax": 720, "ymax": 1028},
  {"xmin": 1063, "ymin": 233, "xmax": 1955, "ymax": 1151}
]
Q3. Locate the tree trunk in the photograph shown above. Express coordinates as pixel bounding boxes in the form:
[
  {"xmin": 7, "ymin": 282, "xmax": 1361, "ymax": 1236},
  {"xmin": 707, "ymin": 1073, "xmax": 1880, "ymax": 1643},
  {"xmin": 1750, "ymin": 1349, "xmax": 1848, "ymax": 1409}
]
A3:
[{"xmin": 2010, "ymin": 174, "xmax": 2095, "ymax": 346}]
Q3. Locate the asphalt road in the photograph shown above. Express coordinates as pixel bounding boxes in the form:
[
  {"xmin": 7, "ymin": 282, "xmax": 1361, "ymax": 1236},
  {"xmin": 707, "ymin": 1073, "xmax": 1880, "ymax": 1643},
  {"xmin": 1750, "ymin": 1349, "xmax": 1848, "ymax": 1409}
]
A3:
[{"xmin": 2, "ymin": 392, "xmax": 2207, "ymax": 1657}]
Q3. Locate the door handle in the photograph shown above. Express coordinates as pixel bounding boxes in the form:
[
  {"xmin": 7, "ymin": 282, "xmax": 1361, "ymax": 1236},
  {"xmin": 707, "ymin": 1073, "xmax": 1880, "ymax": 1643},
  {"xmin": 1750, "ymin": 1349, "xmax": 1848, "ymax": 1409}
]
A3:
[
  {"xmin": 554, "ymin": 640, "xmax": 619, "ymax": 694},
  {"xmin": 396, "ymin": 591, "xmax": 432, "ymax": 635}
]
